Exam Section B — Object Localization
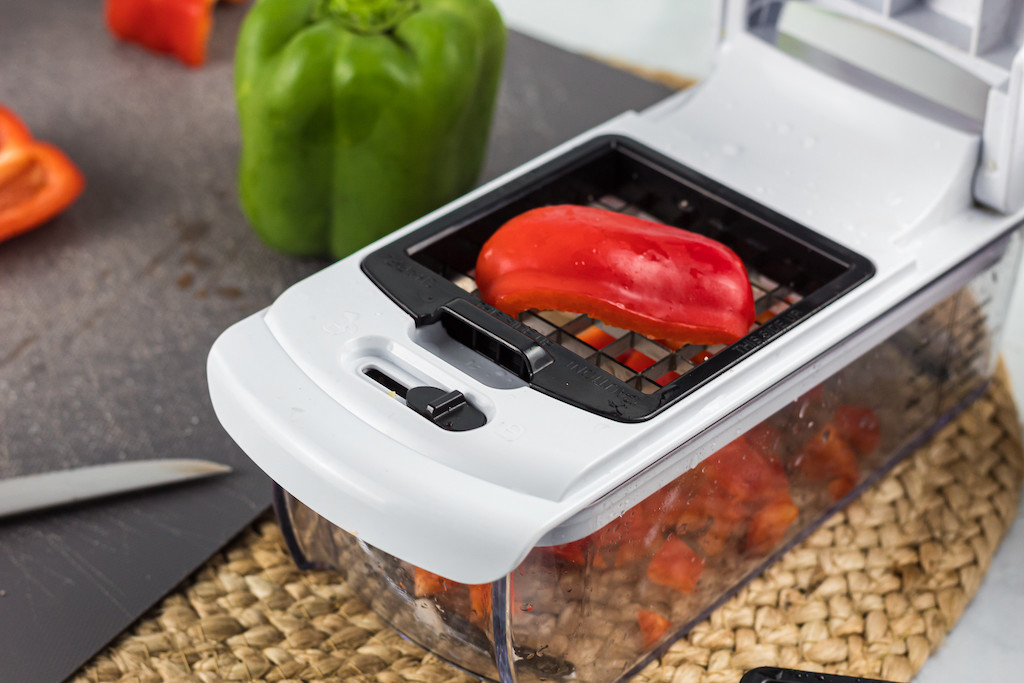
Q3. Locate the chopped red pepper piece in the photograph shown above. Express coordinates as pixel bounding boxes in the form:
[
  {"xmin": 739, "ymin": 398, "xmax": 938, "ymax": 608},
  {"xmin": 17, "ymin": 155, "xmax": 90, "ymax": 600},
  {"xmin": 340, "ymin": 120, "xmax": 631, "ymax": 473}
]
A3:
[
  {"xmin": 795, "ymin": 423, "xmax": 860, "ymax": 501},
  {"xmin": 833, "ymin": 405, "xmax": 881, "ymax": 456},
  {"xmin": 689, "ymin": 350, "xmax": 715, "ymax": 365},
  {"xmin": 617, "ymin": 348, "xmax": 656, "ymax": 372},
  {"xmin": 475, "ymin": 205, "xmax": 755, "ymax": 346},
  {"xmin": 468, "ymin": 583, "xmax": 492, "ymax": 629},
  {"xmin": 541, "ymin": 538, "xmax": 590, "ymax": 566},
  {"xmin": 0, "ymin": 106, "xmax": 84, "ymax": 245},
  {"xmin": 577, "ymin": 325, "xmax": 615, "ymax": 349},
  {"xmin": 700, "ymin": 437, "xmax": 790, "ymax": 506},
  {"xmin": 745, "ymin": 500, "xmax": 799, "ymax": 555},
  {"xmin": 744, "ymin": 423, "xmax": 783, "ymax": 462},
  {"xmin": 637, "ymin": 609, "xmax": 671, "ymax": 649},
  {"xmin": 655, "ymin": 370, "xmax": 681, "ymax": 386},
  {"xmin": 647, "ymin": 535, "xmax": 705, "ymax": 594},
  {"xmin": 105, "ymin": 0, "xmax": 215, "ymax": 67},
  {"xmin": 413, "ymin": 567, "xmax": 449, "ymax": 597}
]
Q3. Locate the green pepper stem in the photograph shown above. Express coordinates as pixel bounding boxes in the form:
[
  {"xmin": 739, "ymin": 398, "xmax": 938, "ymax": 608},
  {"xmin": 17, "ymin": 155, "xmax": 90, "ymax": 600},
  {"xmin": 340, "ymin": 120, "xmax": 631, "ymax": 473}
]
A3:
[{"xmin": 315, "ymin": 0, "xmax": 419, "ymax": 34}]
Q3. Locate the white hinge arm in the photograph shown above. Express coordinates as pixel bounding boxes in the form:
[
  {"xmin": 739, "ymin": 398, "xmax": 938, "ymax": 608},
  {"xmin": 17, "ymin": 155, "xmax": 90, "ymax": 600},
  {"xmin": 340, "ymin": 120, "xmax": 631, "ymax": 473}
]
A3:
[{"xmin": 975, "ymin": 49, "xmax": 1024, "ymax": 214}]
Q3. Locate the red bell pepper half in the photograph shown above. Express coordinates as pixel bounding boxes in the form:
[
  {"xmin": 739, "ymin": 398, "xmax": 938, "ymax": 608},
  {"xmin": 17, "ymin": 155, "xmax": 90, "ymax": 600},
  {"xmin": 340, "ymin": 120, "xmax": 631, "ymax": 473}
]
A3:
[
  {"xmin": 105, "ymin": 0, "xmax": 216, "ymax": 67},
  {"xmin": 475, "ymin": 205, "xmax": 755, "ymax": 347},
  {"xmin": 0, "ymin": 106, "xmax": 84, "ymax": 245}
]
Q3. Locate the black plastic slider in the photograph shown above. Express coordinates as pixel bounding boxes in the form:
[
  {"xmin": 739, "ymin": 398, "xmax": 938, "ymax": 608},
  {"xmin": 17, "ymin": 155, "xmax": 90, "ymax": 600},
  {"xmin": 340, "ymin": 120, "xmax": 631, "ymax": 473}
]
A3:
[
  {"xmin": 436, "ymin": 298, "xmax": 553, "ymax": 381},
  {"xmin": 406, "ymin": 386, "xmax": 487, "ymax": 431}
]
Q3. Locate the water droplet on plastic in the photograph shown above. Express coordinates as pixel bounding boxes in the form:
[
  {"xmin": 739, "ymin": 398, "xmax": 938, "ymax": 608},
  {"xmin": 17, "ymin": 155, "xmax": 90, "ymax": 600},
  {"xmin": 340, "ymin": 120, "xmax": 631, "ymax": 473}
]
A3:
[
  {"xmin": 884, "ymin": 193, "xmax": 904, "ymax": 207},
  {"xmin": 721, "ymin": 143, "xmax": 741, "ymax": 157},
  {"xmin": 754, "ymin": 185, "xmax": 766, "ymax": 195},
  {"xmin": 802, "ymin": 135, "xmax": 817, "ymax": 148},
  {"xmin": 776, "ymin": 122, "xmax": 792, "ymax": 135}
]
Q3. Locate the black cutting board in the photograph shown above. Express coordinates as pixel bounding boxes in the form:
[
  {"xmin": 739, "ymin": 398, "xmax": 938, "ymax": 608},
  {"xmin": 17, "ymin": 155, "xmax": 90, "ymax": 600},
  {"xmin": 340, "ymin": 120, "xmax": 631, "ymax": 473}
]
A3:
[{"xmin": 0, "ymin": 1, "xmax": 672, "ymax": 680}]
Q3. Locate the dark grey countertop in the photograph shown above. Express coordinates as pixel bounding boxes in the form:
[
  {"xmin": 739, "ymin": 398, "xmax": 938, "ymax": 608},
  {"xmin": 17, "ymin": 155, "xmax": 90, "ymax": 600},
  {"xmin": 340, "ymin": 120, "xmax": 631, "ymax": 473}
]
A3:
[{"xmin": 0, "ymin": 1, "xmax": 671, "ymax": 680}]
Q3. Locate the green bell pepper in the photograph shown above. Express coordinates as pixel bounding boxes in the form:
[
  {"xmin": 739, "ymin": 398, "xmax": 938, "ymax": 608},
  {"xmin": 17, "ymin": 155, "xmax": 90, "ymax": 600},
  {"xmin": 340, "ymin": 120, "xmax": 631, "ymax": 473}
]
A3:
[{"xmin": 235, "ymin": 0, "xmax": 505, "ymax": 259}]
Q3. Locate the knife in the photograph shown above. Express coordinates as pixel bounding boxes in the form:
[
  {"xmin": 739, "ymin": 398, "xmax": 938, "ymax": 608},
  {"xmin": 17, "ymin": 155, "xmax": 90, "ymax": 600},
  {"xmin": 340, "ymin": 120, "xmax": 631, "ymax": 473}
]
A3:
[{"xmin": 0, "ymin": 459, "xmax": 232, "ymax": 519}]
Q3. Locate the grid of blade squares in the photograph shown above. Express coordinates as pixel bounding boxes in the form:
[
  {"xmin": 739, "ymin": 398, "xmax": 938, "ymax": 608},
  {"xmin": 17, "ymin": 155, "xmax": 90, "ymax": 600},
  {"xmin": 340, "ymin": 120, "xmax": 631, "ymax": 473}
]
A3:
[{"xmin": 444, "ymin": 195, "xmax": 802, "ymax": 394}]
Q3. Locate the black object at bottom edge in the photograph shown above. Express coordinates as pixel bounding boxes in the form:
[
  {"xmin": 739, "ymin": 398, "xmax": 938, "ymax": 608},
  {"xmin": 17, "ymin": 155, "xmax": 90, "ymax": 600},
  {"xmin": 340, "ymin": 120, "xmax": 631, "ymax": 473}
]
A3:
[{"xmin": 741, "ymin": 666, "xmax": 895, "ymax": 683}]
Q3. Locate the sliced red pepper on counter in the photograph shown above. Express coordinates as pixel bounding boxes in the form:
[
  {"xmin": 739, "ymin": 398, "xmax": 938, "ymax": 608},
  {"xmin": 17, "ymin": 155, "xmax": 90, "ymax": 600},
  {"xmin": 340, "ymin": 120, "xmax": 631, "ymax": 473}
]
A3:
[
  {"xmin": 475, "ymin": 205, "xmax": 756, "ymax": 347},
  {"xmin": 0, "ymin": 106, "xmax": 31, "ymax": 147},
  {"xmin": 105, "ymin": 0, "xmax": 216, "ymax": 67},
  {"xmin": 0, "ymin": 106, "xmax": 84, "ymax": 244}
]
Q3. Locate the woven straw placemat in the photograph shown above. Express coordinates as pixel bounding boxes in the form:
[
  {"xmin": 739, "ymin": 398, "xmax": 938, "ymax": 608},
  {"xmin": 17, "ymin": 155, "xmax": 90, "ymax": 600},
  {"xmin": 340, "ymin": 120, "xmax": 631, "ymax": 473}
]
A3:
[{"xmin": 74, "ymin": 366, "xmax": 1024, "ymax": 683}]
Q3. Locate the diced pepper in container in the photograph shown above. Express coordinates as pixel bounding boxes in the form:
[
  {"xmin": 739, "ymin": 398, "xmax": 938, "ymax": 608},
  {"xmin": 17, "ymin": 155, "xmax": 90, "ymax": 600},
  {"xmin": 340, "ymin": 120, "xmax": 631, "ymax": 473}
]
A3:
[
  {"xmin": 637, "ymin": 609, "xmax": 671, "ymax": 649},
  {"xmin": 745, "ymin": 500, "xmax": 799, "ymax": 555},
  {"xmin": 0, "ymin": 105, "xmax": 84, "ymax": 244},
  {"xmin": 475, "ymin": 205, "xmax": 756, "ymax": 347},
  {"xmin": 646, "ymin": 535, "xmax": 705, "ymax": 594},
  {"xmin": 795, "ymin": 442, "xmax": 853, "ymax": 498},
  {"xmin": 834, "ymin": 405, "xmax": 881, "ymax": 455},
  {"xmin": 468, "ymin": 583, "xmax": 492, "ymax": 629},
  {"xmin": 413, "ymin": 567, "xmax": 449, "ymax": 597}
]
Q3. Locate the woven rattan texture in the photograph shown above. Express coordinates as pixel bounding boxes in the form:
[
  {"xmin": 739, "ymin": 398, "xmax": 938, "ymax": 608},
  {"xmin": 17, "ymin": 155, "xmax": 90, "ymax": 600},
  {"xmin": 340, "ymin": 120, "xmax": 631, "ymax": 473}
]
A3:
[{"xmin": 75, "ymin": 368, "xmax": 1024, "ymax": 683}]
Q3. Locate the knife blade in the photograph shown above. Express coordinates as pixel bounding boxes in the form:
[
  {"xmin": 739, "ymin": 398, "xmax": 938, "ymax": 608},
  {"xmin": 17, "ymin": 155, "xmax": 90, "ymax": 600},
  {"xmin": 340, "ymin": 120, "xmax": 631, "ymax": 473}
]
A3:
[{"xmin": 0, "ymin": 459, "xmax": 232, "ymax": 519}]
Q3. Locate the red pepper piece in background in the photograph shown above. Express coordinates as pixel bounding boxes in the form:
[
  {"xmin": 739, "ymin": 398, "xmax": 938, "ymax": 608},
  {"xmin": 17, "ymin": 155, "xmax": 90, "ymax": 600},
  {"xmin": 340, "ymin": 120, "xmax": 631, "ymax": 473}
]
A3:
[
  {"xmin": 0, "ymin": 106, "xmax": 84, "ymax": 245},
  {"xmin": 475, "ymin": 205, "xmax": 756, "ymax": 347},
  {"xmin": 637, "ymin": 609, "xmax": 671, "ymax": 649},
  {"xmin": 105, "ymin": 0, "xmax": 215, "ymax": 67}
]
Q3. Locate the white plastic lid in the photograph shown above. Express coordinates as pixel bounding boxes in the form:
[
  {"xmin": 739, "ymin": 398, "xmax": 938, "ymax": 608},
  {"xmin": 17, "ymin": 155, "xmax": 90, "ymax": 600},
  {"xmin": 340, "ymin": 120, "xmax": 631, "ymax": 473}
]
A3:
[{"xmin": 725, "ymin": 0, "xmax": 1024, "ymax": 213}]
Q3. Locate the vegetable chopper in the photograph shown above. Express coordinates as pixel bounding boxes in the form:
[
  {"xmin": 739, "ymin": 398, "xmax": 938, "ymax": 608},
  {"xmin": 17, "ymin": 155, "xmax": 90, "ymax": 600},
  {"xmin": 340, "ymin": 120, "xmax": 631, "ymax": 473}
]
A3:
[{"xmin": 208, "ymin": 2, "xmax": 1024, "ymax": 682}]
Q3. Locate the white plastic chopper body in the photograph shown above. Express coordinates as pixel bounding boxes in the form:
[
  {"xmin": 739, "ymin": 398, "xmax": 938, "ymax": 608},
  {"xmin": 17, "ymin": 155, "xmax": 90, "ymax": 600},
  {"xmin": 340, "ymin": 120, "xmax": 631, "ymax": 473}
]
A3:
[{"xmin": 208, "ymin": 0, "xmax": 1024, "ymax": 584}]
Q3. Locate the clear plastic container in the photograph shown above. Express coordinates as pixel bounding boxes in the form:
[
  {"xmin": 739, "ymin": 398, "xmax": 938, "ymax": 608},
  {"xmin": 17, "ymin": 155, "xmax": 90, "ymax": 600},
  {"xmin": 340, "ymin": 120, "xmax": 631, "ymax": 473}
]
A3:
[{"xmin": 275, "ymin": 228, "xmax": 1021, "ymax": 683}]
